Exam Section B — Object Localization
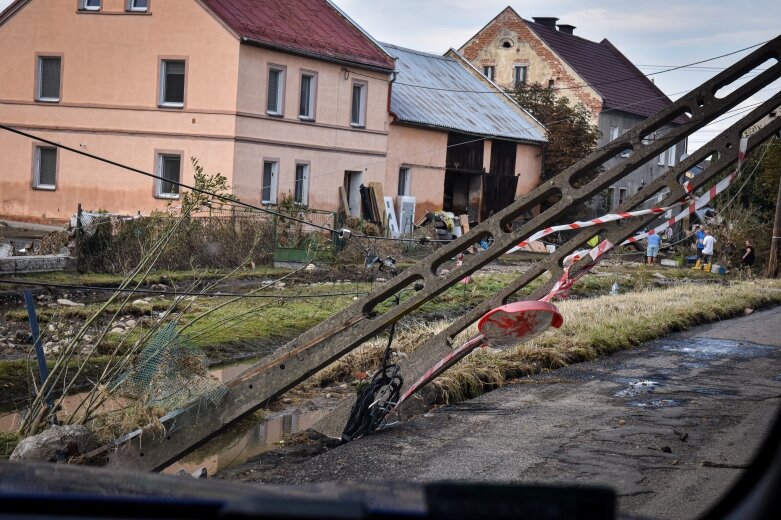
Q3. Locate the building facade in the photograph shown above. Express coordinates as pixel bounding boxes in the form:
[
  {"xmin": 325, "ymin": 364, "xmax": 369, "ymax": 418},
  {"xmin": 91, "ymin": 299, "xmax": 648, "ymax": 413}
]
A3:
[
  {"xmin": 0, "ymin": 0, "xmax": 395, "ymax": 223},
  {"xmin": 383, "ymin": 44, "xmax": 547, "ymax": 224},
  {"xmin": 459, "ymin": 7, "xmax": 688, "ymax": 213}
]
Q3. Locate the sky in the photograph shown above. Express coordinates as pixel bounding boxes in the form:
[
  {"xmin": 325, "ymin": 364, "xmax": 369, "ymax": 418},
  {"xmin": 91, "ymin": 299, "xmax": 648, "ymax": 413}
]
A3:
[{"xmin": 2, "ymin": 0, "xmax": 779, "ymax": 150}]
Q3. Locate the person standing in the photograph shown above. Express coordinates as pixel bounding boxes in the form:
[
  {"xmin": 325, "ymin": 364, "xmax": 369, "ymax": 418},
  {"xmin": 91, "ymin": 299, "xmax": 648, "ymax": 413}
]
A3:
[
  {"xmin": 646, "ymin": 232, "xmax": 662, "ymax": 265},
  {"xmin": 742, "ymin": 239, "xmax": 755, "ymax": 276},
  {"xmin": 701, "ymin": 229, "xmax": 716, "ymax": 269},
  {"xmin": 695, "ymin": 225, "xmax": 706, "ymax": 264}
]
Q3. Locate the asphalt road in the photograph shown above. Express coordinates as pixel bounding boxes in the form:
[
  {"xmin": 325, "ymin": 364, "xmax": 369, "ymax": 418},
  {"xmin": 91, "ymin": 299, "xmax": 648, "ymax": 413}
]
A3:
[{"xmin": 242, "ymin": 306, "xmax": 781, "ymax": 520}]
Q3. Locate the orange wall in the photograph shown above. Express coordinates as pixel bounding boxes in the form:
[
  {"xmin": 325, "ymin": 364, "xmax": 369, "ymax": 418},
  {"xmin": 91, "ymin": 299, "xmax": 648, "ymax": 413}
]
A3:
[
  {"xmin": 385, "ymin": 125, "xmax": 448, "ymax": 219},
  {"xmin": 515, "ymin": 142, "xmax": 543, "ymax": 196},
  {"xmin": 0, "ymin": 0, "xmax": 241, "ymax": 221}
]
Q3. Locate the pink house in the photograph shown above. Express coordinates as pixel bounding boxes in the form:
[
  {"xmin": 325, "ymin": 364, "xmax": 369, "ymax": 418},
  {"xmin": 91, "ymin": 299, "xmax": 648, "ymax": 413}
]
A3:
[{"xmin": 0, "ymin": 0, "xmax": 395, "ymax": 223}]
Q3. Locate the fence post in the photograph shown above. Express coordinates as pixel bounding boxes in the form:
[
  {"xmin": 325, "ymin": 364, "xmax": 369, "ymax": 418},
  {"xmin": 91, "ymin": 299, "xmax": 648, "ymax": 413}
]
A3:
[{"xmin": 22, "ymin": 289, "xmax": 55, "ymax": 413}]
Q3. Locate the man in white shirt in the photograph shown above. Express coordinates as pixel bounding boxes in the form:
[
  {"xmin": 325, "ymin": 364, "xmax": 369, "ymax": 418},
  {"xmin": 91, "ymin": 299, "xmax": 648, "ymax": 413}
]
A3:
[{"xmin": 701, "ymin": 229, "xmax": 716, "ymax": 266}]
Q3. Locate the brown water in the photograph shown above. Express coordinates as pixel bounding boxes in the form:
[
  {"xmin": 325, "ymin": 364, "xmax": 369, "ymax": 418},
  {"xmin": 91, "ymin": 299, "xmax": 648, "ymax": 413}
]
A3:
[{"xmin": 3, "ymin": 356, "xmax": 335, "ymax": 476}]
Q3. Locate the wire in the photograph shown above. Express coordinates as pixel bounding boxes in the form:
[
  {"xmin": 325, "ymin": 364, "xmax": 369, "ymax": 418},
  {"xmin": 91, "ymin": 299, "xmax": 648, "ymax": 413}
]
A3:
[{"xmin": 0, "ymin": 278, "xmax": 369, "ymax": 300}]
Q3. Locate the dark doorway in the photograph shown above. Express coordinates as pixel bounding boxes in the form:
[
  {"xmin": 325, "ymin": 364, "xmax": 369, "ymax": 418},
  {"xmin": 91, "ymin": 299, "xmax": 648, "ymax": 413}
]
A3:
[
  {"xmin": 490, "ymin": 139, "xmax": 517, "ymax": 176},
  {"xmin": 446, "ymin": 132, "xmax": 484, "ymax": 172},
  {"xmin": 481, "ymin": 174, "xmax": 519, "ymax": 221}
]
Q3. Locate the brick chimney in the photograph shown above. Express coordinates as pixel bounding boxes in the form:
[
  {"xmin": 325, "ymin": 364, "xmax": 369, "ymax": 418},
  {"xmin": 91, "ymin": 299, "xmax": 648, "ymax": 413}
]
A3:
[
  {"xmin": 557, "ymin": 24, "xmax": 576, "ymax": 35},
  {"xmin": 532, "ymin": 17, "xmax": 559, "ymax": 28}
]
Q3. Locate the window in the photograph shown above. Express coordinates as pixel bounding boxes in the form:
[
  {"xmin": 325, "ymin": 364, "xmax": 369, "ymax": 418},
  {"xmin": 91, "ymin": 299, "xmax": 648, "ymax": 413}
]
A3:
[
  {"xmin": 36, "ymin": 56, "xmax": 61, "ymax": 102},
  {"xmin": 548, "ymin": 79, "xmax": 555, "ymax": 88},
  {"xmin": 156, "ymin": 154, "xmax": 181, "ymax": 198},
  {"xmin": 482, "ymin": 66, "xmax": 495, "ymax": 81},
  {"xmin": 80, "ymin": 0, "xmax": 100, "ymax": 11},
  {"xmin": 267, "ymin": 67, "xmax": 285, "ymax": 115},
  {"xmin": 350, "ymin": 82, "xmax": 367, "ymax": 127},
  {"xmin": 127, "ymin": 0, "xmax": 148, "ymax": 11},
  {"xmin": 299, "ymin": 73, "xmax": 316, "ymax": 120},
  {"xmin": 609, "ymin": 126, "xmax": 619, "ymax": 141},
  {"xmin": 620, "ymin": 130, "xmax": 630, "ymax": 157},
  {"xmin": 160, "ymin": 60, "xmax": 185, "ymax": 107},
  {"xmin": 606, "ymin": 187, "xmax": 615, "ymax": 210},
  {"xmin": 262, "ymin": 160, "xmax": 278, "ymax": 204},
  {"xmin": 658, "ymin": 151, "xmax": 666, "ymax": 166},
  {"xmin": 667, "ymin": 148, "xmax": 676, "ymax": 166},
  {"xmin": 33, "ymin": 146, "xmax": 57, "ymax": 189},
  {"xmin": 513, "ymin": 65, "xmax": 527, "ymax": 87},
  {"xmin": 294, "ymin": 163, "xmax": 310, "ymax": 205},
  {"xmin": 398, "ymin": 167, "xmax": 411, "ymax": 196},
  {"xmin": 618, "ymin": 187, "xmax": 627, "ymax": 206}
]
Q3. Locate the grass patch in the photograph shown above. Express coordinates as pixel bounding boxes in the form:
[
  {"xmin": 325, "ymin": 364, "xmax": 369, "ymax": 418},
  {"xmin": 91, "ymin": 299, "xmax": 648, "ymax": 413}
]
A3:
[
  {"xmin": 434, "ymin": 279, "xmax": 781, "ymax": 402},
  {"xmin": 0, "ymin": 432, "xmax": 18, "ymax": 459}
]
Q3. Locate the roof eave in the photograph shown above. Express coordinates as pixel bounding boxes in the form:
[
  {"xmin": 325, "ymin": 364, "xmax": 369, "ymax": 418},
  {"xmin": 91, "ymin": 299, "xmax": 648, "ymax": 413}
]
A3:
[
  {"xmin": 240, "ymin": 37, "xmax": 395, "ymax": 74},
  {"xmin": 0, "ymin": 0, "xmax": 31, "ymax": 28},
  {"xmin": 392, "ymin": 119, "xmax": 546, "ymax": 146}
]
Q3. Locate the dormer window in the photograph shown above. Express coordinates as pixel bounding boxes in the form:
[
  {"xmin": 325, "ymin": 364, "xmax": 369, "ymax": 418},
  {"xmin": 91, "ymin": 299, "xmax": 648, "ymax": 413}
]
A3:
[
  {"xmin": 80, "ymin": 0, "xmax": 101, "ymax": 11},
  {"xmin": 127, "ymin": 0, "xmax": 148, "ymax": 12},
  {"xmin": 499, "ymin": 38, "xmax": 514, "ymax": 49}
]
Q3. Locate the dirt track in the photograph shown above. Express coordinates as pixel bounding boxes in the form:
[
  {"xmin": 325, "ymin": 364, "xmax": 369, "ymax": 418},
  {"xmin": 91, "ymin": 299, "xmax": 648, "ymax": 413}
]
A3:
[{"xmin": 222, "ymin": 306, "xmax": 781, "ymax": 520}]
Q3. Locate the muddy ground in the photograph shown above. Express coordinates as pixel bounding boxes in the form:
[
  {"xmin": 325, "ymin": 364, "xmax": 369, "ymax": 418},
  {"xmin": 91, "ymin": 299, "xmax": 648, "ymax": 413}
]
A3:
[{"xmin": 217, "ymin": 306, "xmax": 781, "ymax": 520}]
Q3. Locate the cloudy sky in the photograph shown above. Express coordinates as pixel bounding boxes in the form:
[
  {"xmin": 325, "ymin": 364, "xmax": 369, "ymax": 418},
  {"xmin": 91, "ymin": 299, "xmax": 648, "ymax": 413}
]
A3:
[{"xmin": 2, "ymin": 0, "xmax": 779, "ymax": 149}]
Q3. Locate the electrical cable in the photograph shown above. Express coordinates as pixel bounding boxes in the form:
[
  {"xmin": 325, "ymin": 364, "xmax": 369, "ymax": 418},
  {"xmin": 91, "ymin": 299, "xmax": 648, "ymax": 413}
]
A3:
[{"xmin": 0, "ymin": 278, "xmax": 369, "ymax": 300}]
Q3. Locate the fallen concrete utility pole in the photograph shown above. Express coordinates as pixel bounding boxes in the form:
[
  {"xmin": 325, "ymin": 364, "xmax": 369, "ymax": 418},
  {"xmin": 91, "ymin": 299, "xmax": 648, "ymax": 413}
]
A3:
[{"xmin": 102, "ymin": 37, "xmax": 781, "ymax": 472}]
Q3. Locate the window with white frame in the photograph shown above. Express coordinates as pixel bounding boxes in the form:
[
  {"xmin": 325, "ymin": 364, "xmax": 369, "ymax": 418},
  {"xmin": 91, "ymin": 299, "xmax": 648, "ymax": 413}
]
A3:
[
  {"xmin": 33, "ymin": 146, "xmax": 57, "ymax": 189},
  {"xmin": 658, "ymin": 150, "xmax": 666, "ymax": 166},
  {"xmin": 351, "ymin": 82, "xmax": 367, "ymax": 127},
  {"xmin": 36, "ymin": 56, "xmax": 61, "ymax": 102},
  {"xmin": 262, "ymin": 160, "xmax": 278, "ymax": 204},
  {"xmin": 160, "ymin": 60, "xmax": 185, "ymax": 107},
  {"xmin": 156, "ymin": 153, "xmax": 181, "ymax": 198},
  {"xmin": 620, "ymin": 129, "xmax": 631, "ymax": 157},
  {"xmin": 398, "ymin": 167, "xmax": 411, "ymax": 196},
  {"xmin": 299, "ymin": 72, "xmax": 316, "ymax": 120},
  {"xmin": 294, "ymin": 163, "xmax": 310, "ymax": 204},
  {"xmin": 609, "ymin": 126, "xmax": 619, "ymax": 141},
  {"xmin": 127, "ymin": 0, "xmax": 148, "ymax": 11},
  {"xmin": 267, "ymin": 67, "xmax": 285, "ymax": 115},
  {"xmin": 667, "ymin": 147, "xmax": 676, "ymax": 167},
  {"xmin": 513, "ymin": 65, "xmax": 527, "ymax": 87},
  {"xmin": 482, "ymin": 66, "xmax": 495, "ymax": 81},
  {"xmin": 80, "ymin": 0, "xmax": 100, "ymax": 11}
]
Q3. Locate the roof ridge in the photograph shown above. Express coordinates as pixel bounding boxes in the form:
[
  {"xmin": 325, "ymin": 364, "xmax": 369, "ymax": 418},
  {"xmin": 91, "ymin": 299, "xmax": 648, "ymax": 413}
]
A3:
[
  {"xmin": 524, "ymin": 18, "xmax": 605, "ymax": 47},
  {"xmin": 381, "ymin": 42, "xmax": 454, "ymax": 61},
  {"xmin": 598, "ymin": 38, "xmax": 673, "ymax": 104}
]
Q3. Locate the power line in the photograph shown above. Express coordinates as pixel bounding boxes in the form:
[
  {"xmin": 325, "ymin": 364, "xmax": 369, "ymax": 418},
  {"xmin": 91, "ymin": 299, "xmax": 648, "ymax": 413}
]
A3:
[{"xmin": 0, "ymin": 278, "xmax": 369, "ymax": 300}]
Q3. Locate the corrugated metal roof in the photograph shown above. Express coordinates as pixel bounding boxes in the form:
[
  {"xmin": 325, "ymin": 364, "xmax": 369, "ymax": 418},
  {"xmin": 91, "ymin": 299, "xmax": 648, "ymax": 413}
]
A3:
[
  {"xmin": 202, "ymin": 0, "xmax": 395, "ymax": 71},
  {"xmin": 382, "ymin": 43, "xmax": 547, "ymax": 143}
]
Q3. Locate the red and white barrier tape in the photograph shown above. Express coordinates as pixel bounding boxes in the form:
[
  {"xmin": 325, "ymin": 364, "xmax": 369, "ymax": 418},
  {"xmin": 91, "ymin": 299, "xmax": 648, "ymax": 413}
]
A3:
[{"xmin": 508, "ymin": 137, "xmax": 749, "ymax": 253}]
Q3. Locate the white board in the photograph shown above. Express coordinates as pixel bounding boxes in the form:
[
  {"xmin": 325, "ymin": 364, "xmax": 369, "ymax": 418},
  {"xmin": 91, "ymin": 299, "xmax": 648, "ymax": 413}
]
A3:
[
  {"xmin": 396, "ymin": 196, "xmax": 416, "ymax": 237},
  {"xmin": 384, "ymin": 197, "xmax": 400, "ymax": 238}
]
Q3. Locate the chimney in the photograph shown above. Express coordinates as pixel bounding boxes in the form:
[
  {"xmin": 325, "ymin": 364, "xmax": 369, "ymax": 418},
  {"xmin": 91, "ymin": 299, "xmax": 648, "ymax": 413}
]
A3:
[
  {"xmin": 557, "ymin": 24, "xmax": 576, "ymax": 35},
  {"xmin": 532, "ymin": 17, "xmax": 559, "ymax": 28}
]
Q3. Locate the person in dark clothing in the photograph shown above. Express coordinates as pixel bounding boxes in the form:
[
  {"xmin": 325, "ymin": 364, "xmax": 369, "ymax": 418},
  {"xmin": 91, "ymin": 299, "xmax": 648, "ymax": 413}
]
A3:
[{"xmin": 742, "ymin": 240, "xmax": 755, "ymax": 277}]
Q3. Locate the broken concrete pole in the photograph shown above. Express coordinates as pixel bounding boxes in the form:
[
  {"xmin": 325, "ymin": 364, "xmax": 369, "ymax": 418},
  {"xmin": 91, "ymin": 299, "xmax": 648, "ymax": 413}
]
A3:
[{"xmin": 10, "ymin": 425, "xmax": 97, "ymax": 463}]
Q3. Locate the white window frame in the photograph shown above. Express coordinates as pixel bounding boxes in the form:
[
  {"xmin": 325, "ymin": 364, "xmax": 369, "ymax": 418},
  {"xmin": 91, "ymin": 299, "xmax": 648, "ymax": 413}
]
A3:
[
  {"xmin": 667, "ymin": 147, "xmax": 676, "ymax": 167},
  {"xmin": 159, "ymin": 59, "xmax": 185, "ymax": 108},
  {"xmin": 261, "ymin": 159, "xmax": 279, "ymax": 204},
  {"xmin": 398, "ymin": 167, "xmax": 411, "ymax": 196},
  {"xmin": 608, "ymin": 126, "xmax": 619, "ymax": 142},
  {"xmin": 350, "ymin": 81, "xmax": 367, "ymax": 127},
  {"xmin": 36, "ymin": 56, "xmax": 62, "ymax": 103},
  {"xmin": 80, "ymin": 0, "xmax": 101, "ymax": 11},
  {"xmin": 513, "ymin": 65, "xmax": 528, "ymax": 87},
  {"xmin": 267, "ymin": 66, "xmax": 285, "ymax": 116},
  {"xmin": 127, "ymin": 0, "xmax": 148, "ymax": 12},
  {"xmin": 33, "ymin": 146, "xmax": 57, "ymax": 190},
  {"xmin": 658, "ymin": 151, "xmax": 666, "ymax": 166},
  {"xmin": 294, "ymin": 162, "xmax": 310, "ymax": 205},
  {"xmin": 155, "ymin": 153, "xmax": 181, "ymax": 199},
  {"xmin": 299, "ymin": 72, "xmax": 316, "ymax": 120},
  {"xmin": 620, "ymin": 129, "xmax": 631, "ymax": 157},
  {"xmin": 482, "ymin": 66, "xmax": 495, "ymax": 81}
]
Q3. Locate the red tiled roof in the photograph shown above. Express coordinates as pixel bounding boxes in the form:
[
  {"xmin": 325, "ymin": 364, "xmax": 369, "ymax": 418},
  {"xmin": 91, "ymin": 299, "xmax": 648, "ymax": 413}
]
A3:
[
  {"xmin": 201, "ymin": 0, "xmax": 395, "ymax": 71},
  {"xmin": 526, "ymin": 20, "xmax": 684, "ymax": 122}
]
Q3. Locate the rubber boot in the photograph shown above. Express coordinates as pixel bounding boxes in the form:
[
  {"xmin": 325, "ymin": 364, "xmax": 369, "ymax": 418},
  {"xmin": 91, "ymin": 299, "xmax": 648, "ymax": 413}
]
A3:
[
  {"xmin": 704, "ymin": 262, "xmax": 712, "ymax": 273},
  {"xmin": 693, "ymin": 259, "xmax": 702, "ymax": 270}
]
